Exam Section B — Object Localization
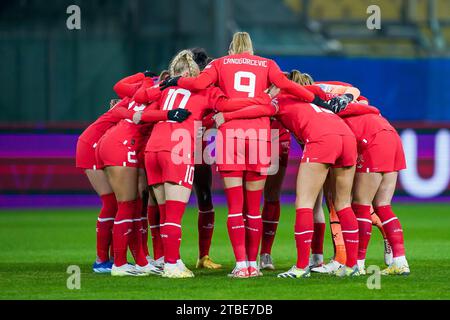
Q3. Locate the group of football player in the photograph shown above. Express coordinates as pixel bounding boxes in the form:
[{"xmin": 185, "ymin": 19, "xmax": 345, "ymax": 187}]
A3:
[{"xmin": 76, "ymin": 32, "xmax": 410, "ymax": 278}]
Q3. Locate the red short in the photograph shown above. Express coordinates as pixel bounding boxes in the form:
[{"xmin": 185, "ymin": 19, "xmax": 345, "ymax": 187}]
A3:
[
  {"xmin": 219, "ymin": 170, "xmax": 267, "ymax": 181},
  {"xmin": 95, "ymin": 135, "xmax": 141, "ymax": 169},
  {"xmin": 356, "ymin": 130, "xmax": 406, "ymax": 173},
  {"xmin": 216, "ymin": 138, "xmax": 271, "ymax": 174},
  {"xmin": 302, "ymin": 134, "xmax": 357, "ymax": 168},
  {"xmin": 145, "ymin": 151, "xmax": 194, "ymax": 189},
  {"xmin": 75, "ymin": 139, "xmax": 98, "ymax": 170}
]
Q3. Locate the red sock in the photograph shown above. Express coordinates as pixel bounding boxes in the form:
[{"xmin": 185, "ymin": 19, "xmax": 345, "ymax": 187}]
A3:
[
  {"xmin": 295, "ymin": 208, "xmax": 314, "ymax": 269},
  {"xmin": 336, "ymin": 207, "xmax": 359, "ymax": 267},
  {"xmin": 224, "ymin": 186, "xmax": 246, "ymax": 263},
  {"xmin": 244, "ymin": 189, "xmax": 263, "ymax": 262},
  {"xmin": 163, "ymin": 200, "xmax": 186, "ymax": 264},
  {"xmin": 198, "ymin": 204, "xmax": 215, "ymax": 258},
  {"xmin": 96, "ymin": 193, "xmax": 117, "ymax": 262},
  {"xmin": 261, "ymin": 200, "xmax": 280, "ymax": 255},
  {"xmin": 374, "ymin": 205, "xmax": 405, "ymax": 257},
  {"xmin": 352, "ymin": 203, "xmax": 373, "ymax": 261},
  {"xmin": 148, "ymin": 205, "xmax": 164, "ymax": 260},
  {"xmin": 311, "ymin": 223, "xmax": 325, "ymax": 255},
  {"xmin": 141, "ymin": 214, "xmax": 150, "ymax": 257},
  {"xmin": 113, "ymin": 200, "xmax": 136, "ymax": 267},
  {"xmin": 128, "ymin": 198, "xmax": 148, "ymax": 267}
]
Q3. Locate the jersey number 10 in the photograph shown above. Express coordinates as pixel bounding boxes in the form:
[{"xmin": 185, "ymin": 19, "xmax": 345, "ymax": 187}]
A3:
[
  {"xmin": 162, "ymin": 89, "xmax": 191, "ymax": 111},
  {"xmin": 162, "ymin": 88, "xmax": 191, "ymax": 122}
]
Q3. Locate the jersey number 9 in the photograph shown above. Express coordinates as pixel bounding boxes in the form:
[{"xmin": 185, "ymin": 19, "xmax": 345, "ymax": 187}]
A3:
[{"xmin": 234, "ymin": 71, "xmax": 256, "ymax": 98}]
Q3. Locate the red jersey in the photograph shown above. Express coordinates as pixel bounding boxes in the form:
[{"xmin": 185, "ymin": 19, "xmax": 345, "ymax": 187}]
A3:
[
  {"xmin": 177, "ymin": 53, "xmax": 315, "ymax": 141},
  {"xmin": 78, "ymin": 73, "xmax": 148, "ymax": 145},
  {"xmin": 342, "ymin": 113, "xmax": 396, "ymax": 146},
  {"xmin": 99, "ymin": 77, "xmax": 159, "ymax": 150},
  {"xmin": 145, "ymin": 86, "xmax": 226, "ymax": 156},
  {"xmin": 113, "ymin": 73, "xmax": 146, "ymax": 99},
  {"xmin": 101, "ymin": 100, "xmax": 154, "ymax": 151},
  {"xmin": 274, "ymin": 93, "xmax": 354, "ymax": 143},
  {"xmin": 179, "ymin": 52, "xmax": 314, "ymax": 101},
  {"xmin": 78, "ymin": 98, "xmax": 134, "ymax": 146}
]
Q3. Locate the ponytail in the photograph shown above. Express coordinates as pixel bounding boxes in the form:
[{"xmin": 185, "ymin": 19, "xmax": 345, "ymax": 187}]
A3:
[
  {"xmin": 229, "ymin": 32, "xmax": 254, "ymax": 55},
  {"xmin": 169, "ymin": 50, "xmax": 200, "ymax": 77}
]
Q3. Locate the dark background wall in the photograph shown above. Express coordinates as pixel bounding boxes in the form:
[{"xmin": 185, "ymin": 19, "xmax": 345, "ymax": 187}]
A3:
[{"xmin": 1, "ymin": 0, "xmax": 450, "ymax": 124}]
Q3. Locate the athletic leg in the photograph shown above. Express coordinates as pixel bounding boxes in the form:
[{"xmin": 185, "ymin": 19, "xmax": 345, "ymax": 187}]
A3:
[
  {"xmin": 261, "ymin": 166, "xmax": 286, "ymax": 256},
  {"xmin": 163, "ymin": 183, "xmax": 194, "ymax": 277},
  {"xmin": 352, "ymin": 172, "xmax": 382, "ymax": 272},
  {"xmin": 278, "ymin": 162, "xmax": 328, "ymax": 278},
  {"xmin": 193, "ymin": 164, "xmax": 220, "ymax": 268},
  {"xmin": 223, "ymin": 174, "xmax": 248, "ymax": 276},
  {"xmin": 244, "ymin": 173, "xmax": 266, "ymax": 276},
  {"xmin": 373, "ymin": 172, "xmax": 409, "ymax": 274},
  {"xmin": 85, "ymin": 169, "xmax": 116, "ymax": 269},
  {"xmin": 332, "ymin": 166, "xmax": 359, "ymax": 270},
  {"xmin": 311, "ymin": 189, "xmax": 325, "ymax": 267},
  {"xmin": 105, "ymin": 166, "xmax": 147, "ymax": 268}
]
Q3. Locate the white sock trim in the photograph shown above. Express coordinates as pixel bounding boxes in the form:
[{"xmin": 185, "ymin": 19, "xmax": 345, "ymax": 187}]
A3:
[
  {"xmin": 114, "ymin": 219, "xmax": 134, "ymax": 225},
  {"xmin": 356, "ymin": 218, "xmax": 372, "ymax": 224},
  {"xmin": 164, "ymin": 222, "xmax": 182, "ymax": 228},
  {"xmin": 382, "ymin": 217, "xmax": 398, "ymax": 226},
  {"xmin": 295, "ymin": 230, "xmax": 314, "ymax": 235},
  {"xmin": 342, "ymin": 229, "xmax": 359, "ymax": 234}
]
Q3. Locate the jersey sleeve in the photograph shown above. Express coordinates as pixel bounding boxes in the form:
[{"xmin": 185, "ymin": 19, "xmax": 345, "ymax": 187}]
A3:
[
  {"xmin": 338, "ymin": 103, "xmax": 380, "ymax": 118},
  {"xmin": 223, "ymin": 104, "xmax": 276, "ymax": 122},
  {"xmin": 178, "ymin": 60, "xmax": 219, "ymax": 91},
  {"xmin": 268, "ymin": 60, "xmax": 315, "ymax": 102},
  {"xmin": 133, "ymin": 84, "xmax": 161, "ymax": 104},
  {"xmin": 316, "ymin": 80, "xmax": 353, "ymax": 87},
  {"xmin": 202, "ymin": 112, "xmax": 216, "ymax": 129},
  {"xmin": 109, "ymin": 103, "xmax": 134, "ymax": 121},
  {"xmin": 140, "ymin": 102, "xmax": 169, "ymax": 123},
  {"xmin": 113, "ymin": 73, "xmax": 145, "ymax": 99},
  {"xmin": 213, "ymin": 88, "xmax": 273, "ymax": 112},
  {"xmin": 304, "ymin": 85, "xmax": 329, "ymax": 100}
]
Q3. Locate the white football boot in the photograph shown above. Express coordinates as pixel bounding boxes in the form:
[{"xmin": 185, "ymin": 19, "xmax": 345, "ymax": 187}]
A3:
[
  {"xmin": 311, "ymin": 259, "xmax": 344, "ymax": 274},
  {"xmin": 135, "ymin": 263, "xmax": 162, "ymax": 276},
  {"xmin": 357, "ymin": 259, "xmax": 367, "ymax": 275},
  {"xmin": 111, "ymin": 264, "xmax": 143, "ymax": 277},
  {"xmin": 277, "ymin": 266, "xmax": 311, "ymax": 278}
]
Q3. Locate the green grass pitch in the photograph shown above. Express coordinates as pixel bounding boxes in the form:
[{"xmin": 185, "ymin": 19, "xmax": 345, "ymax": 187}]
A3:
[{"xmin": 0, "ymin": 204, "xmax": 449, "ymax": 300}]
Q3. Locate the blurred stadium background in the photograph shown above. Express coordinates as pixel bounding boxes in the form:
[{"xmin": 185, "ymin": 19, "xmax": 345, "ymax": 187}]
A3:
[{"xmin": 1, "ymin": 0, "xmax": 450, "ymax": 208}]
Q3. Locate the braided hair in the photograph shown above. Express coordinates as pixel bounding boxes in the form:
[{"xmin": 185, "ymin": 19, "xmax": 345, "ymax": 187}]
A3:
[{"xmin": 169, "ymin": 50, "xmax": 200, "ymax": 78}]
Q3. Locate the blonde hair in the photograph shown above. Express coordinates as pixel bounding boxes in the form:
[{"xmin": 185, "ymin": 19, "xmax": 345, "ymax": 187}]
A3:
[
  {"xmin": 288, "ymin": 70, "xmax": 314, "ymax": 85},
  {"xmin": 229, "ymin": 32, "xmax": 254, "ymax": 55},
  {"xmin": 169, "ymin": 50, "xmax": 200, "ymax": 77}
]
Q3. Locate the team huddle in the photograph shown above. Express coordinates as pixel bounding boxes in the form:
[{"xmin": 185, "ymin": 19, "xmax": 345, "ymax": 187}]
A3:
[{"xmin": 76, "ymin": 32, "xmax": 410, "ymax": 279}]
